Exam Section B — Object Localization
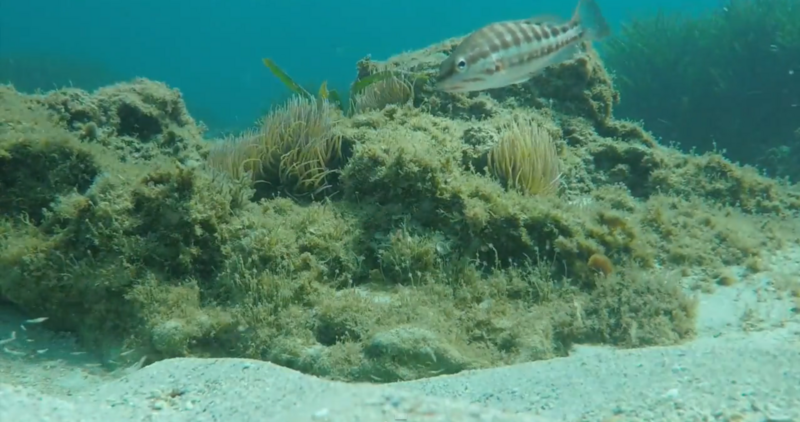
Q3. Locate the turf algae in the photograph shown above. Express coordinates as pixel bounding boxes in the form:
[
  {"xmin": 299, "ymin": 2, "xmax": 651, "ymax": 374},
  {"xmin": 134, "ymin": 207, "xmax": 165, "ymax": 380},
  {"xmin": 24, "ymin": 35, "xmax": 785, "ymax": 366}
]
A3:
[{"xmin": 1, "ymin": 38, "xmax": 798, "ymax": 382}]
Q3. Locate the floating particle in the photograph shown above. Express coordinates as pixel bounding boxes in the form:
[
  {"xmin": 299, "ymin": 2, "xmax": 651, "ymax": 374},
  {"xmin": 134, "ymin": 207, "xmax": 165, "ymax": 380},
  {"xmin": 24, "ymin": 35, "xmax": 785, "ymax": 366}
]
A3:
[
  {"xmin": 0, "ymin": 331, "xmax": 16, "ymax": 345},
  {"xmin": 3, "ymin": 347, "xmax": 25, "ymax": 356},
  {"xmin": 23, "ymin": 317, "xmax": 49, "ymax": 324}
]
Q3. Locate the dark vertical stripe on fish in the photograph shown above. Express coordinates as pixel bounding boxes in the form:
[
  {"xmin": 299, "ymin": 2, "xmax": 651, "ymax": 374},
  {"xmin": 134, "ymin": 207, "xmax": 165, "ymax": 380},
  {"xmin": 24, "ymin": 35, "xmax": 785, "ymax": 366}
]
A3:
[
  {"xmin": 502, "ymin": 22, "xmax": 522, "ymax": 50},
  {"xmin": 532, "ymin": 25, "xmax": 544, "ymax": 42},
  {"xmin": 519, "ymin": 24, "xmax": 534, "ymax": 44}
]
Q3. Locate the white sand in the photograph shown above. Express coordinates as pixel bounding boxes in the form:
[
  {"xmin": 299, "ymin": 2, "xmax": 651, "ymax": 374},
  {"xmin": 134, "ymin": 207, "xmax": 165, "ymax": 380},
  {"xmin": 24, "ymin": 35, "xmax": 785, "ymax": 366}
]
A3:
[{"xmin": 1, "ymin": 252, "xmax": 799, "ymax": 422}]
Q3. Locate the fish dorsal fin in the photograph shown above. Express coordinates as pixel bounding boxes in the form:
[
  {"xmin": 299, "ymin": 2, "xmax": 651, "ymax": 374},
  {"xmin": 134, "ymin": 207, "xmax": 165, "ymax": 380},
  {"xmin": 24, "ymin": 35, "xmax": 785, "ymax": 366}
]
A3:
[{"xmin": 524, "ymin": 14, "xmax": 566, "ymax": 25}]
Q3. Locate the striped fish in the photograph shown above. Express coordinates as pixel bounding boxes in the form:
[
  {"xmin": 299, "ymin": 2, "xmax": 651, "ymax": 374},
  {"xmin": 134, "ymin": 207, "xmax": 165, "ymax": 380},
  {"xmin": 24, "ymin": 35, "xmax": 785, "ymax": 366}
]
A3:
[{"xmin": 434, "ymin": 0, "xmax": 610, "ymax": 93}]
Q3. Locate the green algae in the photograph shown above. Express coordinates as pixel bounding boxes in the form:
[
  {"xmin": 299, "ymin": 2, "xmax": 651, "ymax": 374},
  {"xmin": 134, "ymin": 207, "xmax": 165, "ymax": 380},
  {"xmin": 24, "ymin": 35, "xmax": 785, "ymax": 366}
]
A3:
[
  {"xmin": 603, "ymin": 0, "xmax": 800, "ymax": 181},
  {"xmin": 0, "ymin": 38, "xmax": 798, "ymax": 384}
]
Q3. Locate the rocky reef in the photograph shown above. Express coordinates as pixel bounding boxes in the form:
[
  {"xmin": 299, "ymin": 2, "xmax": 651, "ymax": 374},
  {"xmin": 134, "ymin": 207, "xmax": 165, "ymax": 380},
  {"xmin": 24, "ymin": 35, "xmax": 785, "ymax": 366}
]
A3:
[{"xmin": 1, "ymin": 36, "xmax": 799, "ymax": 383}]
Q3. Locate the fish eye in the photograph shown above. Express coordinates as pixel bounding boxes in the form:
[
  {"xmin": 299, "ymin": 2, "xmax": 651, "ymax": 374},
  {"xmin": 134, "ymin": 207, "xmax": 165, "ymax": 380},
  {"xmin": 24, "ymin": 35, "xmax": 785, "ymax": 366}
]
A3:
[{"xmin": 456, "ymin": 59, "xmax": 468, "ymax": 71}]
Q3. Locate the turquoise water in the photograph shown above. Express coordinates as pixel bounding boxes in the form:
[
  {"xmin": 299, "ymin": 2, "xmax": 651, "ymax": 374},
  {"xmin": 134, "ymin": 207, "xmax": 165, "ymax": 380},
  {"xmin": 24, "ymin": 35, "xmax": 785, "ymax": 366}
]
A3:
[{"xmin": 1, "ymin": 0, "xmax": 715, "ymax": 133}]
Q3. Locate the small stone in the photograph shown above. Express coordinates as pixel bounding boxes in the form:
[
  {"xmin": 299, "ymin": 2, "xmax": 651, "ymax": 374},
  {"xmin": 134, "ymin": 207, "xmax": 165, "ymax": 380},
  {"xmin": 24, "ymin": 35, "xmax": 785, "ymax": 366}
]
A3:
[{"xmin": 312, "ymin": 408, "xmax": 330, "ymax": 420}]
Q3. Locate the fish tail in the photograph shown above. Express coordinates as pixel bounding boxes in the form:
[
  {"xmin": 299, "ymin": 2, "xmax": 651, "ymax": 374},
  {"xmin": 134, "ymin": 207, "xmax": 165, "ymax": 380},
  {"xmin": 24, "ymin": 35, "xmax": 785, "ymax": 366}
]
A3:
[{"xmin": 573, "ymin": 0, "xmax": 610, "ymax": 40}]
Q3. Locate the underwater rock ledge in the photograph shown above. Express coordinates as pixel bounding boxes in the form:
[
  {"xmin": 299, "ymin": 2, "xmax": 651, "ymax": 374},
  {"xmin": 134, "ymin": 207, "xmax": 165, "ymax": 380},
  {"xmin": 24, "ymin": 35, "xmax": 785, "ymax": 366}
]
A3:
[{"xmin": 1, "ymin": 39, "xmax": 799, "ymax": 383}]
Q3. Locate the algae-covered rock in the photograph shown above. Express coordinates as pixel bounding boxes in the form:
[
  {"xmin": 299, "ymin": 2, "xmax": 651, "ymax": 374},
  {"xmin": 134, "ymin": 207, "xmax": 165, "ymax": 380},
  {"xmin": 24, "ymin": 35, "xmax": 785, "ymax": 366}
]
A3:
[
  {"xmin": 364, "ymin": 326, "xmax": 473, "ymax": 381},
  {"xmin": 33, "ymin": 78, "xmax": 206, "ymax": 165},
  {"xmin": 0, "ymin": 85, "xmax": 103, "ymax": 222},
  {"xmin": 1, "ymin": 33, "xmax": 799, "ymax": 383},
  {"xmin": 355, "ymin": 37, "xmax": 618, "ymax": 126}
]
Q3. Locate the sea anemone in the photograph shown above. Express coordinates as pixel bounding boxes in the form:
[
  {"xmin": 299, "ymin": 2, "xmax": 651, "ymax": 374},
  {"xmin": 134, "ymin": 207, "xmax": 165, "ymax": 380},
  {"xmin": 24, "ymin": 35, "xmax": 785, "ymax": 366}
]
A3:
[
  {"xmin": 206, "ymin": 128, "xmax": 263, "ymax": 182},
  {"xmin": 207, "ymin": 95, "xmax": 343, "ymax": 196},
  {"xmin": 488, "ymin": 116, "xmax": 562, "ymax": 196},
  {"xmin": 350, "ymin": 73, "xmax": 414, "ymax": 114}
]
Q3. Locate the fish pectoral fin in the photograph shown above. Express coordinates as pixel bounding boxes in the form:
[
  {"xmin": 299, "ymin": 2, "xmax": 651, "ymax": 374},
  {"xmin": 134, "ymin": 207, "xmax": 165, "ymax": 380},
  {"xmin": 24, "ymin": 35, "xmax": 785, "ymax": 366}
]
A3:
[
  {"xmin": 512, "ymin": 68, "xmax": 548, "ymax": 85},
  {"xmin": 509, "ymin": 76, "xmax": 534, "ymax": 86},
  {"xmin": 512, "ymin": 44, "xmax": 584, "ymax": 86},
  {"xmin": 541, "ymin": 43, "xmax": 583, "ymax": 68}
]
